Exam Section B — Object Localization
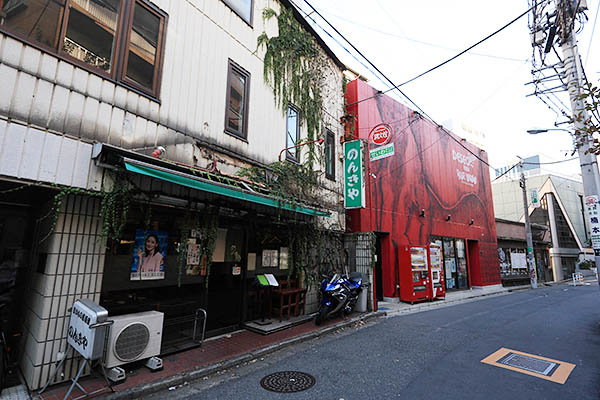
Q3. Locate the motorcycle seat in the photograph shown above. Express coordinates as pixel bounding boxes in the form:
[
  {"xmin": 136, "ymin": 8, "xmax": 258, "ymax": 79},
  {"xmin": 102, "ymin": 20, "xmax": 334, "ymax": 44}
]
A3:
[{"xmin": 348, "ymin": 272, "xmax": 363, "ymax": 283}]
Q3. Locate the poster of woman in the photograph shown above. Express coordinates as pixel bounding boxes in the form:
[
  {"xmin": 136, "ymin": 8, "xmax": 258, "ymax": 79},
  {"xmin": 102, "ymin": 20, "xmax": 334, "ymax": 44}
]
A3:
[{"xmin": 131, "ymin": 230, "xmax": 167, "ymax": 280}]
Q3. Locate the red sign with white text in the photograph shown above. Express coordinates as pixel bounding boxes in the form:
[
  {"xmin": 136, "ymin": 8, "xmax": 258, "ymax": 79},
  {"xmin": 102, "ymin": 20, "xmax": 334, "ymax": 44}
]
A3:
[{"xmin": 369, "ymin": 124, "xmax": 393, "ymax": 146}]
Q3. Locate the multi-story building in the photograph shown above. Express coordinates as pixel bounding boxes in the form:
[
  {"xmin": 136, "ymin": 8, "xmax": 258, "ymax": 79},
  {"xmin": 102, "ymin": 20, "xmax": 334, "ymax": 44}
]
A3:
[
  {"xmin": 492, "ymin": 168, "xmax": 592, "ymax": 281},
  {"xmin": 0, "ymin": 0, "xmax": 347, "ymax": 390}
]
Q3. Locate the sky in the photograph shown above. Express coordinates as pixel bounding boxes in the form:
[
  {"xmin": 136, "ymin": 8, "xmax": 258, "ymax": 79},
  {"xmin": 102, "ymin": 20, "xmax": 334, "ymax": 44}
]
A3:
[{"xmin": 292, "ymin": 0, "xmax": 600, "ymax": 180}]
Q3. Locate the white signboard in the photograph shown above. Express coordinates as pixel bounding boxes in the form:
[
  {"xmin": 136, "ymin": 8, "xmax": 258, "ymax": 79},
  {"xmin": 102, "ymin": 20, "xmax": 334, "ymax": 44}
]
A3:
[
  {"xmin": 510, "ymin": 252, "xmax": 527, "ymax": 269},
  {"xmin": 369, "ymin": 143, "xmax": 395, "ymax": 162},
  {"xmin": 585, "ymin": 195, "xmax": 600, "ymax": 253},
  {"xmin": 68, "ymin": 299, "xmax": 107, "ymax": 360}
]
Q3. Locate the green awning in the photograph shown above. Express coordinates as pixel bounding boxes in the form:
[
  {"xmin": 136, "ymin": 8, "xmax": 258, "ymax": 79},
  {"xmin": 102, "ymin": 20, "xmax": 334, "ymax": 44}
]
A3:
[{"xmin": 124, "ymin": 160, "xmax": 330, "ymax": 217}]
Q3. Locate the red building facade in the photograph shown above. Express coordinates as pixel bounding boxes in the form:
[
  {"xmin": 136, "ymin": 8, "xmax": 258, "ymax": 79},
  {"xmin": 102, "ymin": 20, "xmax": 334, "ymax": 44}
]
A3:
[{"xmin": 344, "ymin": 79, "xmax": 501, "ymax": 302}]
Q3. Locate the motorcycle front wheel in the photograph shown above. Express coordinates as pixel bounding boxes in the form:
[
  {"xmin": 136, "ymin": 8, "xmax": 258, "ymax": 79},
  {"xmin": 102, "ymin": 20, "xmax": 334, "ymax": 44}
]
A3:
[{"xmin": 315, "ymin": 304, "xmax": 331, "ymax": 326}]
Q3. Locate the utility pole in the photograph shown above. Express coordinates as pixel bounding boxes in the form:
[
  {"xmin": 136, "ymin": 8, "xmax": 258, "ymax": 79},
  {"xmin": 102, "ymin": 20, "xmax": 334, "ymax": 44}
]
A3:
[
  {"xmin": 556, "ymin": 0, "xmax": 600, "ymax": 282},
  {"xmin": 519, "ymin": 161, "xmax": 538, "ymax": 289}
]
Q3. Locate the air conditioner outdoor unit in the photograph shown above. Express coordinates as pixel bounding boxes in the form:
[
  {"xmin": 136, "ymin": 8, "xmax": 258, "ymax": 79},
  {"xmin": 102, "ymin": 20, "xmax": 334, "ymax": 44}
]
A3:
[{"xmin": 104, "ymin": 311, "xmax": 164, "ymax": 369}]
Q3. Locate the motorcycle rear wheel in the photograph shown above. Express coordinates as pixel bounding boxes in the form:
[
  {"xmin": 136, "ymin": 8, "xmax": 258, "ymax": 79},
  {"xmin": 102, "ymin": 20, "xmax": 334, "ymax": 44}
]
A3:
[{"xmin": 315, "ymin": 304, "xmax": 331, "ymax": 326}]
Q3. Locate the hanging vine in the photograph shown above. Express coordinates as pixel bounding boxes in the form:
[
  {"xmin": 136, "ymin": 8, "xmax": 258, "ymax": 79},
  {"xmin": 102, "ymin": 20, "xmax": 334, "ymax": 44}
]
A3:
[
  {"xmin": 237, "ymin": 159, "xmax": 321, "ymax": 207},
  {"xmin": 197, "ymin": 212, "xmax": 219, "ymax": 289},
  {"xmin": 257, "ymin": 6, "xmax": 329, "ymax": 164},
  {"xmin": 39, "ymin": 173, "xmax": 133, "ymax": 244},
  {"xmin": 287, "ymin": 223, "xmax": 345, "ymax": 289}
]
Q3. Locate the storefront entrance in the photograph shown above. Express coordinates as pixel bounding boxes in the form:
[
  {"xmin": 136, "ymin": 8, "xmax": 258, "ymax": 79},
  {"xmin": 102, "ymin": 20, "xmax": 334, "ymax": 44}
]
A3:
[{"xmin": 432, "ymin": 237, "xmax": 470, "ymax": 291}]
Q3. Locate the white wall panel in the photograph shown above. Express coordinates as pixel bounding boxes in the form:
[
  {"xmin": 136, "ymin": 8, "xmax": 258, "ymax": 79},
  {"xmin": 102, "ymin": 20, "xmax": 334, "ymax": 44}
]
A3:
[
  {"xmin": 114, "ymin": 86, "xmax": 128, "ymax": 110},
  {"xmin": 1, "ymin": 36, "xmax": 22, "ymax": 67},
  {"xmin": 19, "ymin": 127, "xmax": 45, "ymax": 181},
  {"xmin": 21, "ymin": 46, "xmax": 42, "ymax": 76},
  {"xmin": 37, "ymin": 133, "xmax": 61, "ymax": 182},
  {"xmin": 95, "ymin": 103, "xmax": 112, "ymax": 143},
  {"xmin": 47, "ymin": 85, "xmax": 69, "ymax": 132},
  {"xmin": 55, "ymin": 61, "xmax": 74, "ymax": 89},
  {"xmin": 56, "ymin": 138, "xmax": 78, "ymax": 185},
  {"xmin": 38, "ymin": 54, "xmax": 58, "ymax": 82},
  {"xmin": 86, "ymin": 74, "xmax": 102, "ymax": 99},
  {"xmin": 0, "ymin": 122, "xmax": 26, "ymax": 176},
  {"xmin": 0, "ymin": 64, "xmax": 17, "ymax": 115},
  {"xmin": 80, "ymin": 97, "xmax": 100, "ymax": 138},
  {"xmin": 72, "ymin": 142, "xmax": 93, "ymax": 188},
  {"xmin": 10, "ymin": 71, "xmax": 36, "ymax": 121},
  {"xmin": 108, "ymin": 107, "xmax": 124, "ymax": 146},
  {"xmin": 64, "ymin": 91, "xmax": 85, "ymax": 136},
  {"xmin": 30, "ymin": 80, "xmax": 53, "ymax": 128}
]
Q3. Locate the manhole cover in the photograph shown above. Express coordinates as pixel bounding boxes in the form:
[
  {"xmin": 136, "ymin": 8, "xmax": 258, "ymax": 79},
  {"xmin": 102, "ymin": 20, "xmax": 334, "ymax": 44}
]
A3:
[
  {"xmin": 498, "ymin": 352, "xmax": 558, "ymax": 376},
  {"xmin": 260, "ymin": 371, "xmax": 316, "ymax": 393}
]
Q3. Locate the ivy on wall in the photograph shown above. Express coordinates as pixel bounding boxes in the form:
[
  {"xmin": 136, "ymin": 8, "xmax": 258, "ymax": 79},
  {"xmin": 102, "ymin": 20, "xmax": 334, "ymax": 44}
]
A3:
[
  {"xmin": 257, "ymin": 6, "xmax": 330, "ymax": 163},
  {"xmin": 40, "ymin": 172, "xmax": 132, "ymax": 244}
]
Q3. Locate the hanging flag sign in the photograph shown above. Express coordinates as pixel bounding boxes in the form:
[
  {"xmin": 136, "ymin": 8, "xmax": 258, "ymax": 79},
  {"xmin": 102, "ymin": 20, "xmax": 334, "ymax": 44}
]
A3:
[
  {"xmin": 344, "ymin": 140, "xmax": 365, "ymax": 209},
  {"xmin": 368, "ymin": 123, "xmax": 393, "ymax": 146},
  {"xmin": 585, "ymin": 195, "xmax": 600, "ymax": 254},
  {"xmin": 531, "ymin": 189, "xmax": 540, "ymax": 208}
]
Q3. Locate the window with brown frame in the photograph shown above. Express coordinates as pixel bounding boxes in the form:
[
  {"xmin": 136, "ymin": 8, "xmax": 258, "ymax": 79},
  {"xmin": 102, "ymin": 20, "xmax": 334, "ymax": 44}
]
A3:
[
  {"xmin": 0, "ymin": 0, "xmax": 166, "ymax": 98},
  {"xmin": 224, "ymin": 59, "xmax": 250, "ymax": 140}
]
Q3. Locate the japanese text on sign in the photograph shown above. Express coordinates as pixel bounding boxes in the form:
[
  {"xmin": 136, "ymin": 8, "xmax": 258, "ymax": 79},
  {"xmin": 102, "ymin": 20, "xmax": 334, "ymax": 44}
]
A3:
[
  {"xmin": 344, "ymin": 140, "xmax": 365, "ymax": 208},
  {"xmin": 585, "ymin": 195, "xmax": 600, "ymax": 251}
]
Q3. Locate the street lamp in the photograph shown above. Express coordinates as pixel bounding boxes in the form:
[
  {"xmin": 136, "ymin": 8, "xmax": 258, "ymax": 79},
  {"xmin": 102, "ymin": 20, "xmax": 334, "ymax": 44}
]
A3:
[{"xmin": 526, "ymin": 128, "xmax": 571, "ymax": 135}]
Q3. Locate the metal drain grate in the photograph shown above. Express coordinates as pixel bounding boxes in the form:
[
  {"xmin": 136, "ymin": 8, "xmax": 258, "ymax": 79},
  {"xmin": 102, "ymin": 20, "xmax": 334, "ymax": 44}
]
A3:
[
  {"xmin": 260, "ymin": 371, "xmax": 316, "ymax": 393},
  {"xmin": 498, "ymin": 353, "xmax": 558, "ymax": 376}
]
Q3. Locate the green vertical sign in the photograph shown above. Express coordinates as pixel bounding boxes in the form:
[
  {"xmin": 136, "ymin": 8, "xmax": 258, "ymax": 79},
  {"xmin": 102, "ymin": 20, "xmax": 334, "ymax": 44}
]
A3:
[{"xmin": 344, "ymin": 140, "xmax": 365, "ymax": 209}]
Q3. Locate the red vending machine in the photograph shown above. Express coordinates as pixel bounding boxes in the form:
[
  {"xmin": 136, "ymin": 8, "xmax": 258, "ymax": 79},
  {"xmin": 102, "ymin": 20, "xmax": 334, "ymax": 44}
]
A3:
[
  {"xmin": 429, "ymin": 242, "xmax": 445, "ymax": 299},
  {"xmin": 399, "ymin": 246, "xmax": 431, "ymax": 303}
]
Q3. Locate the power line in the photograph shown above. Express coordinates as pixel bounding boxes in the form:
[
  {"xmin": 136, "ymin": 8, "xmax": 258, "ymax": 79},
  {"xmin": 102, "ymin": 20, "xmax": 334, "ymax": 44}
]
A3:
[
  {"xmin": 584, "ymin": 0, "xmax": 599, "ymax": 68},
  {"xmin": 313, "ymin": 6, "xmax": 528, "ymax": 63},
  {"xmin": 344, "ymin": 0, "xmax": 549, "ymax": 108},
  {"xmin": 296, "ymin": 0, "xmax": 496, "ymax": 170}
]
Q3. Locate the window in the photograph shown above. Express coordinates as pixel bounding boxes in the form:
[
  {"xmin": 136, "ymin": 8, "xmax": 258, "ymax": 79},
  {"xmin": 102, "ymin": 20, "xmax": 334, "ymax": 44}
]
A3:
[
  {"xmin": 0, "ymin": 0, "xmax": 167, "ymax": 98},
  {"xmin": 286, "ymin": 105, "xmax": 299, "ymax": 162},
  {"xmin": 325, "ymin": 129, "xmax": 335, "ymax": 180},
  {"xmin": 222, "ymin": 0, "xmax": 252, "ymax": 24},
  {"xmin": 224, "ymin": 60, "xmax": 250, "ymax": 140}
]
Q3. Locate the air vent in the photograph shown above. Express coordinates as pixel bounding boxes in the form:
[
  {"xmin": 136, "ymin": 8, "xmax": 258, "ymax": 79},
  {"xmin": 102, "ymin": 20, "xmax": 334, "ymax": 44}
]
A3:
[{"xmin": 114, "ymin": 323, "xmax": 150, "ymax": 362}]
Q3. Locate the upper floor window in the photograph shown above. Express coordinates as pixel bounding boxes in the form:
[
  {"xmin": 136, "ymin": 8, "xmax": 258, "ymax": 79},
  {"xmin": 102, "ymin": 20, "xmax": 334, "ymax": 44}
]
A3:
[
  {"xmin": 224, "ymin": 59, "xmax": 250, "ymax": 140},
  {"xmin": 222, "ymin": 0, "xmax": 252, "ymax": 24},
  {"xmin": 286, "ymin": 105, "xmax": 299, "ymax": 162},
  {"xmin": 0, "ymin": 0, "xmax": 166, "ymax": 98},
  {"xmin": 325, "ymin": 129, "xmax": 335, "ymax": 180}
]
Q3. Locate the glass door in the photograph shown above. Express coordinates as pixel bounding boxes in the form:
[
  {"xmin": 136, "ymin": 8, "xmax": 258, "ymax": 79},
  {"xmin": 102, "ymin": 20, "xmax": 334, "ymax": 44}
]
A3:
[
  {"xmin": 443, "ymin": 238, "xmax": 456, "ymax": 289},
  {"xmin": 455, "ymin": 239, "xmax": 469, "ymax": 289}
]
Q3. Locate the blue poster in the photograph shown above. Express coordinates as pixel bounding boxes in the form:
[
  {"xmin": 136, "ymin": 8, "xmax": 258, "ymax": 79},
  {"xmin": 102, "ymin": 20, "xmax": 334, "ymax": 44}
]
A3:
[{"xmin": 131, "ymin": 229, "xmax": 167, "ymax": 281}]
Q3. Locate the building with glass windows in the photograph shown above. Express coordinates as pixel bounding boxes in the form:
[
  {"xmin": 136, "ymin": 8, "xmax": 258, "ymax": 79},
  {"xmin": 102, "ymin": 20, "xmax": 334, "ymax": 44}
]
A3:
[
  {"xmin": 492, "ymin": 172, "xmax": 593, "ymax": 281},
  {"xmin": 0, "ymin": 0, "xmax": 348, "ymax": 391},
  {"xmin": 344, "ymin": 79, "xmax": 501, "ymax": 305}
]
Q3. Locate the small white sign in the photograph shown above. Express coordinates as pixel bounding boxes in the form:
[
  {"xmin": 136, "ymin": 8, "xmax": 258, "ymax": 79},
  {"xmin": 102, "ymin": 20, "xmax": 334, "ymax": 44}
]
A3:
[
  {"xmin": 68, "ymin": 300, "xmax": 107, "ymax": 360},
  {"xmin": 369, "ymin": 143, "xmax": 395, "ymax": 161}
]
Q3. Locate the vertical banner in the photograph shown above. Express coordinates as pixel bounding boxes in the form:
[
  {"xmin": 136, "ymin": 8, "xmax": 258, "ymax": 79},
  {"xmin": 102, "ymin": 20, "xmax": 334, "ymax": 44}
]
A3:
[
  {"xmin": 585, "ymin": 195, "xmax": 600, "ymax": 255},
  {"xmin": 531, "ymin": 189, "xmax": 540, "ymax": 208},
  {"xmin": 344, "ymin": 140, "xmax": 365, "ymax": 209}
]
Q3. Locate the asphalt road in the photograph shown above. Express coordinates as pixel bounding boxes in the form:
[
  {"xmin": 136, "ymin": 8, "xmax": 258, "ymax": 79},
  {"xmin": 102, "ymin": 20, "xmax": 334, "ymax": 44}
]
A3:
[{"xmin": 147, "ymin": 283, "xmax": 600, "ymax": 399}]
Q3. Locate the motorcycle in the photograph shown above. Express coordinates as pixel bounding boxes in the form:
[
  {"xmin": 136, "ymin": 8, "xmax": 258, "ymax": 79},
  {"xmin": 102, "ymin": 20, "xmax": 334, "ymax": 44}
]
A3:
[{"xmin": 315, "ymin": 272, "xmax": 363, "ymax": 325}]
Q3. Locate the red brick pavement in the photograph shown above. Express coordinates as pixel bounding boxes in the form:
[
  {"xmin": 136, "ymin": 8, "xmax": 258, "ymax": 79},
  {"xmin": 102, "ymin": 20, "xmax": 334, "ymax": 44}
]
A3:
[{"xmin": 37, "ymin": 317, "xmax": 341, "ymax": 400}]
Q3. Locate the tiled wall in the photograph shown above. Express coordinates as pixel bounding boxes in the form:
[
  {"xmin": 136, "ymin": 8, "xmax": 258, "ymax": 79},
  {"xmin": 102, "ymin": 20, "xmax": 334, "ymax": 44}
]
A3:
[{"xmin": 20, "ymin": 195, "xmax": 105, "ymax": 390}]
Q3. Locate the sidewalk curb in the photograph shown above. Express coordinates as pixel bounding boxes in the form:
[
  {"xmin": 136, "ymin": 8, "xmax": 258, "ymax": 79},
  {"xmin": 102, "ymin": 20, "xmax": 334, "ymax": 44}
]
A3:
[{"xmin": 103, "ymin": 311, "xmax": 387, "ymax": 400}]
